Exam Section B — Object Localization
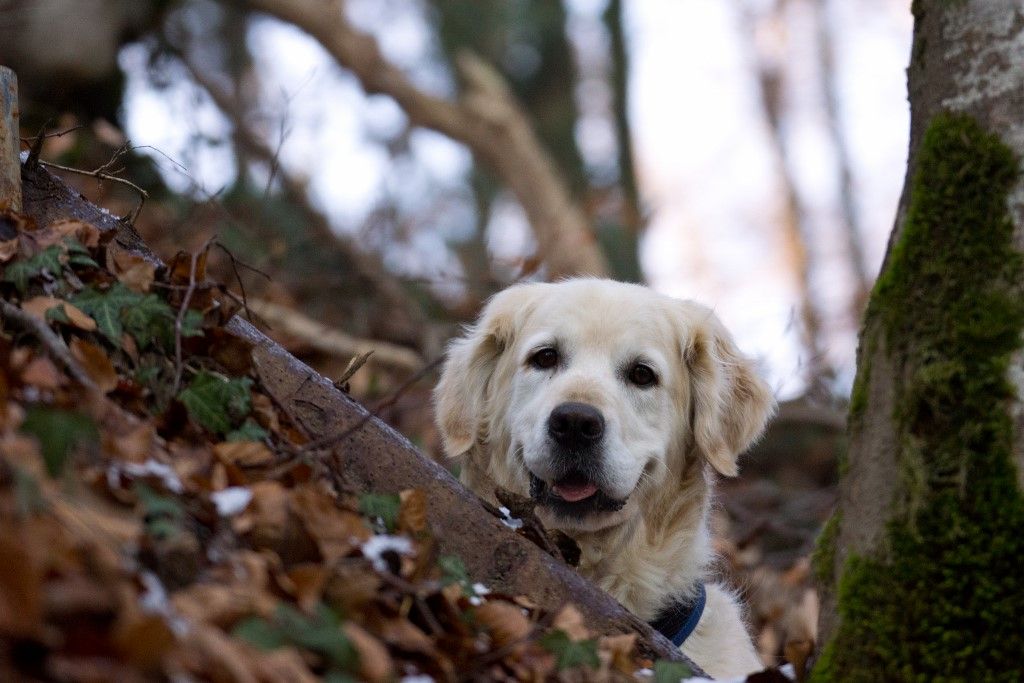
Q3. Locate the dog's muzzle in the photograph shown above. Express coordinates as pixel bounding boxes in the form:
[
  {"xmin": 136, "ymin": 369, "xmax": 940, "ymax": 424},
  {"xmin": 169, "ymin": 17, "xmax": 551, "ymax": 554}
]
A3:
[{"xmin": 529, "ymin": 402, "xmax": 626, "ymax": 516}]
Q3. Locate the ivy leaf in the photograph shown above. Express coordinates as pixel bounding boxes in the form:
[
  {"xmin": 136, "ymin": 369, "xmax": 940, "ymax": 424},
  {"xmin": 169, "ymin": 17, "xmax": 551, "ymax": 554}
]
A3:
[
  {"xmin": 438, "ymin": 553, "xmax": 485, "ymax": 598},
  {"xmin": 539, "ymin": 630, "xmax": 600, "ymax": 671},
  {"xmin": 136, "ymin": 484, "xmax": 185, "ymax": 540},
  {"xmin": 121, "ymin": 292, "xmax": 176, "ymax": 349},
  {"xmin": 19, "ymin": 407, "xmax": 99, "ymax": 476},
  {"xmin": 233, "ymin": 616, "xmax": 288, "ymax": 650},
  {"xmin": 71, "ymin": 283, "xmax": 143, "ymax": 346},
  {"xmin": 2, "ymin": 245, "xmax": 64, "ymax": 293},
  {"xmin": 233, "ymin": 604, "xmax": 357, "ymax": 671},
  {"xmin": 177, "ymin": 371, "xmax": 253, "ymax": 435},
  {"xmin": 653, "ymin": 660, "xmax": 696, "ymax": 683},
  {"xmin": 226, "ymin": 418, "xmax": 269, "ymax": 443},
  {"xmin": 359, "ymin": 492, "xmax": 401, "ymax": 532},
  {"xmin": 64, "ymin": 239, "xmax": 98, "ymax": 268}
]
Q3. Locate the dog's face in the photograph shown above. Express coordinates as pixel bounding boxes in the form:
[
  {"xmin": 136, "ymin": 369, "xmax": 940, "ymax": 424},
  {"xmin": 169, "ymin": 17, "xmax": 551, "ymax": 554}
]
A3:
[{"xmin": 435, "ymin": 279, "xmax": 774, "ymax": 533}]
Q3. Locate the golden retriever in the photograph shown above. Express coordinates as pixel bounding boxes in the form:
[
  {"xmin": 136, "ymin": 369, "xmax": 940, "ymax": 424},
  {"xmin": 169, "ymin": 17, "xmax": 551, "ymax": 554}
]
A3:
[{"xmin": 434, "ymin": 279, "xmax": 775, "ymax": 678}]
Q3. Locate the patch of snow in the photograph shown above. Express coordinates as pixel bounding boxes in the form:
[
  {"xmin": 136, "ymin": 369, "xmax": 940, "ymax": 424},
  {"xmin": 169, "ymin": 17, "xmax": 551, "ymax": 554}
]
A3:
[
  {"xmin": 139, "ymin": 571, "xmax": 188, "ymax": 636},
  {"xmin": 108, "ymin": 459, "xmax": 183, "ymax": 493},
  {"xmin": 498, "ymin": 505, "xmax": 524, "ymax": 530},
  {"xmin": 361, "ymin": 534, "xmax": 414, "ymax": 572},
  {"xmin": 210, "ymin": 487, "xmax": 253, "ymax": 516}
]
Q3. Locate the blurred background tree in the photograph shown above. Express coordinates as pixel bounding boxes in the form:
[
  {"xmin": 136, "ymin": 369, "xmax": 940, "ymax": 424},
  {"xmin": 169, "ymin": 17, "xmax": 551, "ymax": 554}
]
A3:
[{"xmin": 1, "ymin": 0, "xmax": 914, "ymax": 670}]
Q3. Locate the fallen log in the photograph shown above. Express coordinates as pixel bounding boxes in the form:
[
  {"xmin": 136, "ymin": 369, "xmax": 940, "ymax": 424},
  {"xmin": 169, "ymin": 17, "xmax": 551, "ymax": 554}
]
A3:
[{"xmin": 19, "ymin": 158, "xmax": 697, "ymax": 668}]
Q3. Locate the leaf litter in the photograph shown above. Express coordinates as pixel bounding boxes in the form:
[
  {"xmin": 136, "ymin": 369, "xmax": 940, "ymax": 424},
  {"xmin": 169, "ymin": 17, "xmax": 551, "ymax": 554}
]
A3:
[{"xmin": 0, "ymin": 207, "xmax": 697, "ymax": 682}]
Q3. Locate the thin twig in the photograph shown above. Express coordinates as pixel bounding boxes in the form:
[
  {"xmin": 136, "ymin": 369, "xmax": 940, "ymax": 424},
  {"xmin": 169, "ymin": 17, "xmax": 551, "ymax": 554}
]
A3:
[
  {"xmin": 19, "ymin": 124, "xmax": 84, "ymax": 144},
  {"xmin": 334, "ymin": 350, "xmax": 373, "ymax": 390},
  {"xmin": 0, "ymin": 299, "xmax": 99, "ymax": 392},
  {"xmin": 301, "ymin": 355, "xmax": 444, "ymax": 454},
  {"xmin": 213, "ymin": 241, "xmax": 266, "ymax": 323},
  {"xmin": 172, "ymin": 239, "xmax": 214, "ymax": 394},
  {"xmin": 37, "ymin": 159, "xmax": 149, "ymax": 223}
]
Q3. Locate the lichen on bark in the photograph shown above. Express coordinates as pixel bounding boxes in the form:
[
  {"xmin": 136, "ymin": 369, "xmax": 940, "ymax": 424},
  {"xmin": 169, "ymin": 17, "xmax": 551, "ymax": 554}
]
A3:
[{"xmin": 813, "ymin": 112, "xmax": 1024, "ymax": 681}]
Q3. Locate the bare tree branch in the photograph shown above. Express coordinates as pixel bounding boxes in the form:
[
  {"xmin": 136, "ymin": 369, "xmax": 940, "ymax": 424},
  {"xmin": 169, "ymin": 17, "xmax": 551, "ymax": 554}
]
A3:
[
  {"xmin": 240, "ymin": 0, "xmax": 609, "ymax": 279},
  {"xmin": 741, "ymin": 2, "xmax": 831, "ymax": 394},
  {"xmin": 248, "ymin": 297, "xmax": 422, "ymax": 372},
  {"xmin": 814, "ymin": 0, "xmax": 871, "ymax": 317},
  {"xmin": 172, "ymin": 42, "xmax": 428, "ymax": 348}
]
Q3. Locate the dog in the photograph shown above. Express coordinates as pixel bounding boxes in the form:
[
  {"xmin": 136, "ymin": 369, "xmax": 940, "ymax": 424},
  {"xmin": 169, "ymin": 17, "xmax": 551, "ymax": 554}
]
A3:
[{"xmin": 433, "ymin": 279, "xmax": 775, "ymax": 678}]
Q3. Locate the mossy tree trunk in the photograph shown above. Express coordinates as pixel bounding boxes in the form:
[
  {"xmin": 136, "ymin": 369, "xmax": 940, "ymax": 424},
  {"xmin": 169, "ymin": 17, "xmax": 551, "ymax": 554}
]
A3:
[{"xmin": 813, "ymin": 2, "xmax": 1024, "ymax": 680}]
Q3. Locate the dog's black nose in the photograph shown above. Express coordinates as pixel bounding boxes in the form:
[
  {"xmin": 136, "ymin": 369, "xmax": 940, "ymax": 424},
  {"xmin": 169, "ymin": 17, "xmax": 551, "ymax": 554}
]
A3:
[{"xmin": 548, "ymin": 402, "xmax": 604, "ymax": 448}]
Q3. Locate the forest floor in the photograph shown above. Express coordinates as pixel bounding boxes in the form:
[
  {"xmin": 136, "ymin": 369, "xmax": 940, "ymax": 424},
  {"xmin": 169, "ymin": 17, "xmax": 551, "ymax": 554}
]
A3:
[{"xmin": 0, "ymin": 173, "xmax": 836, "ymax": 681}]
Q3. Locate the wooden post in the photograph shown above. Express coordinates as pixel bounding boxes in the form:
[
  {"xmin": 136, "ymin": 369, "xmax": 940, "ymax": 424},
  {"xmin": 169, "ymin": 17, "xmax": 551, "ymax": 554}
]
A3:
[{"xmin": 0, "ymin": 65, "xmax": 21, "ymax": 211}]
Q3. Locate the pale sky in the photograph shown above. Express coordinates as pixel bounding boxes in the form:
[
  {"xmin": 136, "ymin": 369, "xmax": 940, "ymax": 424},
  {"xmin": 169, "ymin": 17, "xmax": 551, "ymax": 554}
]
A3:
[{"xmin": 120, "ymin": 0, "xmax": 913, "ymax": 400}]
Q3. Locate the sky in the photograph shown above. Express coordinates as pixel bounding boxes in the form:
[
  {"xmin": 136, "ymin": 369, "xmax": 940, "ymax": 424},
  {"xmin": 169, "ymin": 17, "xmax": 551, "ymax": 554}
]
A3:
[{"xmin": 119, "ymin": 0, "xmax": 914, "ymax": 400}]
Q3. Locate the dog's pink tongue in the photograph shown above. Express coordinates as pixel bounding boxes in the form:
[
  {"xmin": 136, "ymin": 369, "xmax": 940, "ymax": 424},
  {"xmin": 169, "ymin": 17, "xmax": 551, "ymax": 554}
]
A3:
[{"xmin": 552, "ymin": 481, "xmax": 598, "ymax": 502}]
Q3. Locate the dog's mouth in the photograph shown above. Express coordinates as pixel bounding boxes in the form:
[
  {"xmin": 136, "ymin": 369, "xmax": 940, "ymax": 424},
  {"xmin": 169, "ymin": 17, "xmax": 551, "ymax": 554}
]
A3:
[{"xmin": 529, "ymin": 471, "xmax": 627, "ymax": 517}]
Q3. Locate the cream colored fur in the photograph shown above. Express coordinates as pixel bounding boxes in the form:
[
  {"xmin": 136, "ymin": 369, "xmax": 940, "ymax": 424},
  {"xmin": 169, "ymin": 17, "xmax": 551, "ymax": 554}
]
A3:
[{"xmin": 434, "ymin": 279, "xmax": 775, "ymax": 678}]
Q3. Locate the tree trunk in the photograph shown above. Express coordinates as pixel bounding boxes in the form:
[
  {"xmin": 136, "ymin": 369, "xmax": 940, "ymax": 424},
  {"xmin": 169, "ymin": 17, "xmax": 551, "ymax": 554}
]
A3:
[
  {"xmin": 0, "ymin": 66, "xmax": 20, "ymax": 211},
  {"xmin": 814, "ymin": 2, "xmax": 1024, "ymax": 679}
]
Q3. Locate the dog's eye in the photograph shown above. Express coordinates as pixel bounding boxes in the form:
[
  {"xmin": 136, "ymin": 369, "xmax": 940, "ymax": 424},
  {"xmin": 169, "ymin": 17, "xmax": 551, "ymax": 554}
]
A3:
[
  {"xmin": 529, "ymin": 348, "xmax": 559, "ymax": 370},
  {"xmin": 628, "ymin": 363, "xmax": 657, "ymax": 387}
]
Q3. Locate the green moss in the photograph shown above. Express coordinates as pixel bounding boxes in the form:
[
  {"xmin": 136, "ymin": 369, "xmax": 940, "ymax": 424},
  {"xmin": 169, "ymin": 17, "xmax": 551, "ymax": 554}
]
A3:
[
  {"xmin": 814, "ymin": 113, "xmax": 1024, "ymax": 681},
  {"xmin": 811, "ymin": 511, "xmax": 841, "ymax": 586},
  {"xmin": 848, "ymin": 333, "xmax": 874, "ymax": 423}
]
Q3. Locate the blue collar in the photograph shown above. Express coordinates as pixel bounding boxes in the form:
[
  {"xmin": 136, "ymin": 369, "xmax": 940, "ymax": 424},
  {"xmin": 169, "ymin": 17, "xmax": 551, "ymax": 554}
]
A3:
[{"xmin": 648, "ymin": 583, "xmax": 706, "ymax": 647}]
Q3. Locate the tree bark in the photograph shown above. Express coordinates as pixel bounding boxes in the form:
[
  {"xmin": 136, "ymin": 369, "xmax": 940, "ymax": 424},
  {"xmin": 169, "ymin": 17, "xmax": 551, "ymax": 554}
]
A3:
[
  {"xmin": 18, "ymin": 158, "xmax": 695, "ymax": 669},
  {"xmin": 814, "ymin": 2, "xmax": 1024, "ymax": 679},
  {"xmin": 0, "ymin": 66, "xmax": 20, "ymax": 211}
]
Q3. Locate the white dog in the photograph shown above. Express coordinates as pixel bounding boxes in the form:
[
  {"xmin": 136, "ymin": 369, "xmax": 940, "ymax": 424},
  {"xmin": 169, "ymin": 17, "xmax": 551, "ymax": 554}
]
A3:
[{"xmin": 434, "ymin": 279, "xmax": 775, "ymax": 678}]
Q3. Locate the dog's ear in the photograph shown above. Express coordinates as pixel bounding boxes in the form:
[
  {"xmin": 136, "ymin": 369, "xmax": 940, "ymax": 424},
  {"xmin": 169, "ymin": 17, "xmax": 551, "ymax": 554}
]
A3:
[
  {"xmin": 679, "ymin": 302, "xmax": 775, "ymax": 476},
  {"xmin": 434, "ymin": 284, "xmax": 541, "ymax": 457}
]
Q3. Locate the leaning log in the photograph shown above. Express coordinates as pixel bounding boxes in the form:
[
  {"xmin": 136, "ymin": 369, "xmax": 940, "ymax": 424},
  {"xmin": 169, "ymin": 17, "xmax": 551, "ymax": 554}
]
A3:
[{"xmin": 19, "ymin": 157, "xmax": 695, "ymax": 667}]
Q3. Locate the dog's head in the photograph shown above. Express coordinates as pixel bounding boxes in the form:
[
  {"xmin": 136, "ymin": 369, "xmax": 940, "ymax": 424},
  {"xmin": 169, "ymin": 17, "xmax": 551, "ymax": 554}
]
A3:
[{"xmin": 434, "ymin": 279, "xmax": 775, "ymax": 532}]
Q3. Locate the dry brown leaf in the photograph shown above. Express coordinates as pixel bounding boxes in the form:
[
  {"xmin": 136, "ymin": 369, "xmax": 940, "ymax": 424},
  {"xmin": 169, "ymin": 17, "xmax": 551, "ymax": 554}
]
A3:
[
  {"xmin": 475, "ymin": 600, "xmax": 532, "ymax": 648},
  {"xmin": 398, "ymin": 488, "xmax": 428, "ymax": 535},
  {"xmin": 322, "ymin": 563, "xmax": 381, "ymax": 615},
  {"xmin": 284, "ymin": 564, "xmax": 329, "ymax": 614},
  {"xmin": 251, "ymin": 393, "xmax": 279, "ymax": 434},
  {"xmin": 251, "ymin": 648, "xmax": 318, "ymax": 683},
  {"xmin": 236, "ymin": 481, "xmax": 290, "ymax": 549},
  {"xmin": 113, "ymin": 612, "xmax": 177, "ymax": 669},
  {"xmin": 344, "ymin": 622, "xmax": 394, "ymax": 682},
  {"xmin": 38, "ymin": 219, "xmax": 101, "ymax": 248},
  {"xmin": 214, "ymin": 441, "xmax": 274, "ymax": 468},
  {"xmin": 551, "ymin": 604, "xmax": 589, "ymax": 641},
  {"xmin": 378, "ymin": 618, "xmax": 438, "ymax": 657},
  {"xmin": 0, "ymin": 528, "xmax": 44, "ymax": 638},
  {"xmin": 0, "ymin": 237, "xmax": 18, "ymax": 263},
  {"xmin": 104, "ymin": 421, "xmax": 156, "ymax": 463},
  {"xmin": 599, "ymin": 633, "xmax": 637, "ymax": 674},
  {"xmin": 70, "ymin": 338, "xmax": 118, "ymax": 393},
  {"xmin": 179, "ymin": 624, "xmax": 260, "ymax": 683},
  {"xmin": 290, "ymin": 484, "xmax": 371, "ymax": 562},
  {"xmin": 110, "ymin": 248, "xmax": 157, "ymax": 293},
  {"xmin": 21, "ymin": 296, "xmax": 97, "ymax": 332},
  {"xmin": 172, "ymin": 582, "xmax": 276, "ymax": 627},
  {"xmin": 20, "ymin": 356, "xmax": 64, "ymax": 389}
]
